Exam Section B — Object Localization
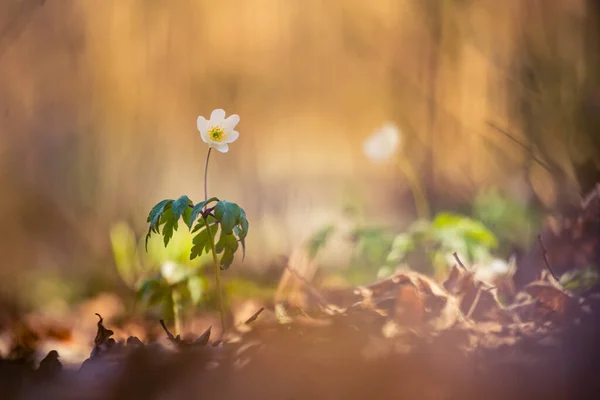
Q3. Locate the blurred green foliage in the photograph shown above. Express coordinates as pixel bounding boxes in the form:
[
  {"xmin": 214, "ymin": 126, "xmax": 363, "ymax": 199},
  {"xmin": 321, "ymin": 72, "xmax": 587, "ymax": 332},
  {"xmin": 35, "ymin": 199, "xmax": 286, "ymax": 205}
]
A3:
[
  {"xmin": 560, "ymin": 267, "xmax": 600, "ymax": 294},
  {"xmin": 110, "ymin": 222, "xmax": 208, "ymax": 323},
  {"xmin": 473, "ymin": 187, "xmax": 543, "ymax": 252},
  {"xmin": 308, "ymin": 210, "xmax": 498, "ymax": 284},
  {"xmin": 306, "ymin": 225, "xmax": 336, "ymax": 259},
  {"xmin": 385, "ymin": 212, "xmax": 497, "ymax": 278}
]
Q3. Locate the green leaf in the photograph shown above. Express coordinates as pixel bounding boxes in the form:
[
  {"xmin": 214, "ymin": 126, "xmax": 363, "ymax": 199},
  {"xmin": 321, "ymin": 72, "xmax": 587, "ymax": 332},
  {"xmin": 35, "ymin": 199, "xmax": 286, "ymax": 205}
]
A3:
[
  {"xmin": 214, "ymin": 200, "xmax": 242, "ymax": 234},
  {"xmin": 145, "ymin": 199, "xmax": 173, "ymax": 250},
  {"xmin": 182, "ymin": 206, "xmax": 193, "ymax": 229},
  {"xmin": 160, "ymin": 208, "xmax": 178, "ymax": 247},
  {"xmin": 190, "ymin": 221, "xmax": 218, "ymax": 260},
  {"xmin": 147, "ymin": 199, "xmax": 173, "ymax": 226},
  {"xmin": 236, "ymin": 209, "xmax": 249, "ymax": 261},
  {"xmin": 189, "ymin": 197, "xmax": 219, "ymax": 229},
  {"xmin": 216, "ymin": 231, "xmax": 238, "ymax": 254},
  {"xmin": 172, "ymin": 195, "xmax": 191, "ymax": 222},
  {"xmin": 215, "ymin": 230, "xmax": 239, "ymax": 269}
]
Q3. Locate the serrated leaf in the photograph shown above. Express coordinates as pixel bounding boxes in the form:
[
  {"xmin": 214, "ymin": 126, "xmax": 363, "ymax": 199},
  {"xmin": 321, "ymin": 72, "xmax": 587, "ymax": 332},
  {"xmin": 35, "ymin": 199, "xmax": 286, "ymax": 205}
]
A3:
[
  {"xmin": 147, "ymin": 199, "xmax": 173, "ymax": 226},
  {"xmin": 214, "ymin": 200, "xmax": 242, "ymax": 234},
  {"xmin": 190, "ymin": 221, "xmax": 218, "ymax": 260},
  {"xmin": 216, "ymin": 231, "xmax": 237, "ymax": 254},
  {"xmin": 216, "ymin": 231, "xmax": 239, "ymax": 270},
  {"xmin": 172, "ymin": 195, "xmax": 191, "ymax": 222},
  {"xmin": 182, "ymin": 206, "xmax": 193, "ymax": 229},
  {"xmin": 189, "ymin": 197, "xmax": 219, "ymax": 229},
  {"xmin": 161, "ymin": 208, "xmax": 178, "ymax": 247},
  {"xmin": 145, "ymin": 199, "xmax": 173, "ymax": 250}
]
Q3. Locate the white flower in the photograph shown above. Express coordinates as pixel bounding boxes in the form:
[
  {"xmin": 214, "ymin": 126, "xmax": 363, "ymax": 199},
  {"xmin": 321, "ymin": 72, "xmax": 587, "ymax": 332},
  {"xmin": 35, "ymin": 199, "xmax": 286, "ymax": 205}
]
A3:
[
  {"xmin": 197, "ymin": 109, "xmax": 240, "ymax": 153},
  {"xmin": 161, "ymin": 261, "xmax": 184, "ymax": 284},
  {"xmin": 473, "ymin": 258, "xmax": 511, "ymax": 284},
  {"xmin": 363, "ymin": 122, "xmax": 401, "ymax": 162}
]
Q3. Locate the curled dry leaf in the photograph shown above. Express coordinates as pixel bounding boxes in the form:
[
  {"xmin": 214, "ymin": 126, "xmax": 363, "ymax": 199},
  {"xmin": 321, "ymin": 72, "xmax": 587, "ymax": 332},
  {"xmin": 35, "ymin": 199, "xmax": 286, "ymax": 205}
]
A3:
[
  {"xmin": 443, "ymin": 264, "xmax": 505, "ymax": 321},
  {"xmin": 523, "ymin": 281, "xmax": 577, "ymax": 323},
  {"xmin": 90, "ymin": 313, "xmax": 116, "ymax": 359},
  {"xmin": 35, "ymin": 350, "xmax": 62, "ymax": 381},
  {"xmin": 359, "ymin": 271, "xmax": 462, "ymax": 331}
]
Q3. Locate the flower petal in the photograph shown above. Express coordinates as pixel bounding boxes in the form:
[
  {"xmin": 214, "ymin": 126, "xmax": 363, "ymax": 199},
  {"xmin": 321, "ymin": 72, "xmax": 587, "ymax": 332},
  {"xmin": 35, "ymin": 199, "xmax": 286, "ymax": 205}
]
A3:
[
  {"xmin": 223, "ymin": 114, "xmax": 240, "ymax": 131},
  {"xmin": 212, "ymin": 143, "xmax": 229, "ymax": 153},
  {"xmin": 197, "ymin": 116, "xmax": 209, "ymax": 142},
  {"xmin": 210, "ymin": 109, "xmax": 226, "ymax": 124},
  {"xmin": 225, "ymin": 130, "xmax": 239, "ymax": 144}
]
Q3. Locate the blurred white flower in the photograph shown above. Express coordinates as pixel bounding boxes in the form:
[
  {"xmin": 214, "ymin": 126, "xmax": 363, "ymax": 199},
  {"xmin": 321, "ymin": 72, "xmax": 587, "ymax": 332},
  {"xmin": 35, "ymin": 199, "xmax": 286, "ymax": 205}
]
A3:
[
  {"xmin": 363, "ymin": 122, "xmax": 401, "ymax": 162},
  {"xmin": 197, "ymin": 109, "xmax": 240, "ymax": 153},
  {"xmin": 473, "ymin": 258, "xmax": 511, "ymax": 284},
  {"xmin": 161, "ymin": 261, "xmax": 185, "ymax": 285}
]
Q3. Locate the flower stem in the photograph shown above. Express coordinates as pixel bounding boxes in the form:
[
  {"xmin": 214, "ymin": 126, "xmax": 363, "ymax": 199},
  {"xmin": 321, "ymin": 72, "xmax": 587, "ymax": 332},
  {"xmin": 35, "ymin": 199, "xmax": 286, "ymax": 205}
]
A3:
[
  {"xmin": 171, "ymin": 289, "xmax": 182, "ymax": 336},
  {"xmin": 205, "ymin": 216, "xmax": 226, "ymax": 334},
  {"xmin": 204, "ymin": 147, "xmax": 212, "ymax": 205},
  {"xmin": 396, "ymin": 158, "xmax": 430, "ymax": 220},
  {"xmin": 202, "ymin": 146, "xmax": 226, "ymax": 334}
]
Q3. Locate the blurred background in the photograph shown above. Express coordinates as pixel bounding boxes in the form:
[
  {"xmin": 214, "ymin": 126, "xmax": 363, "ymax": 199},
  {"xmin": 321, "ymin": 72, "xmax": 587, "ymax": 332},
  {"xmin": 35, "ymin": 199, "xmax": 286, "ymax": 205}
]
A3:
[{"xmin": 0, "ymin": 0, "xmax": 599, "ymax": 316}]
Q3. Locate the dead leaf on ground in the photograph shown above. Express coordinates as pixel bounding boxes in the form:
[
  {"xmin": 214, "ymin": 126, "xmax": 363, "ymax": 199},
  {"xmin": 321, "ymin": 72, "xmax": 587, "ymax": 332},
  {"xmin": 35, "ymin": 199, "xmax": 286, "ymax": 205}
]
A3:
[{"xmin": 523, "ymin": 281, "xmax": 577, "ymax": 323}]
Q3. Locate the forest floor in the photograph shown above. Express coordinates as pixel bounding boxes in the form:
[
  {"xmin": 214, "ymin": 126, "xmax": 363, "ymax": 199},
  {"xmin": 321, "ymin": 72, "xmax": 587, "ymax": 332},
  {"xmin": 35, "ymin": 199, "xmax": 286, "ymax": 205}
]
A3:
[{"xmin": 2, "ymin": 186, "xmax": 600, "ymax": 400}]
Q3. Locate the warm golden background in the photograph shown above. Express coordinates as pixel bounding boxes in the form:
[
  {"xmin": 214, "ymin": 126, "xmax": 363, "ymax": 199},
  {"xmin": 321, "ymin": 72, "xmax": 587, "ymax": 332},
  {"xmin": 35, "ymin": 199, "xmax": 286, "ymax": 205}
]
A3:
[{"xmin": 1, "ymin": 0, "xmax": 598, "ymax": 306}]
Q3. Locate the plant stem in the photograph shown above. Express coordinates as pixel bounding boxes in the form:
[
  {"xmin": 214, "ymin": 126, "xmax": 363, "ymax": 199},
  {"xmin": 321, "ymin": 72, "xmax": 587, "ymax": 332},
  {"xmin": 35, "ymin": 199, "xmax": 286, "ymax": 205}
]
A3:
[
  {"xmin": 202, "ymin": 146, "xmax": 226, "ymax": 334},
  {"xmin": 204, "ymin": 147, "xmax": 212, "ymax": 205},
  {"xmin": 396, "ymin": 158, "xmax": 430, "ymax": 220},
  {"xmin": 205, "ymin": 216, "xmax": 226, "ymax": 334},
  {"xmin": 171, "ymin": 289, "xmax": 182, "ymax": 336}
]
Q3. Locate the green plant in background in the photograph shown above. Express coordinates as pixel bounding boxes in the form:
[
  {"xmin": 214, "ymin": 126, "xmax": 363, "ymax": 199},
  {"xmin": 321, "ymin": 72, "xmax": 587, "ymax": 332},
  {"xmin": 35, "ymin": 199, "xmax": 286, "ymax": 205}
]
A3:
[
  {"xmin": 110, "ymin": 222, "xmax": 207, "ymax": 335},
  {"xmin": 385, "ymin": 212, "xmax": 498, "ymax": 278},
  {"xmin": 560, "ymin": 266, "xmax": 600, "ymax": 294},
  {"xmin": 145, "ymin": 109, "xmax": 248, "ymax": 335},
  {"xmin": 350, "ymin": 226, "xmax": 396, "ymax": 279},
  {"xmin": 473, "ymin": 187, "xmax": 542, "ymax": 253},
  {"xmin": 306, "ymin": 225, "xmax": 336, "ymax": 259}
]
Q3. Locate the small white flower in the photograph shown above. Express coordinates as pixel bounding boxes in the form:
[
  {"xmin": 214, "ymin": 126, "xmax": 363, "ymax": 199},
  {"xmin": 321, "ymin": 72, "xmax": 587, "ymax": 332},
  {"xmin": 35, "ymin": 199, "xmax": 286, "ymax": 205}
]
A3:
[
  {"xmin": 474, "ymin": 258, "xmax": 511, "ymax": 284},
  {"xmin": 197, "ymin": 109, "xmax": 240, "ymax": 153},
  {"xmin": 161, "ymin": 261, "xmax": 184, "ymax": 284},
  {"xmin": 363, "ymin": 122, "xmax": 401, "ymax": 162}
]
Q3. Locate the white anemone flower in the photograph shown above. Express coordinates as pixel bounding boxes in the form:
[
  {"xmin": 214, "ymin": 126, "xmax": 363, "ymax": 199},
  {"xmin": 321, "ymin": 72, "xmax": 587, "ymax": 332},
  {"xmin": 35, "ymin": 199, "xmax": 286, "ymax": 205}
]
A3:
[
  {"xmin": 363, "ymin": 122, "xmax": 401, "ymax": 162},
  {"xmin": 160, "ymin": 261, "xmax": 184, "ymax": 285},
  {"xmin": 473, "ymin": 258, "xmax": 511, "ymax": 284},
  {"xmin": 197, "ymin": 109, "xmax": 240, "ymax": 153}
]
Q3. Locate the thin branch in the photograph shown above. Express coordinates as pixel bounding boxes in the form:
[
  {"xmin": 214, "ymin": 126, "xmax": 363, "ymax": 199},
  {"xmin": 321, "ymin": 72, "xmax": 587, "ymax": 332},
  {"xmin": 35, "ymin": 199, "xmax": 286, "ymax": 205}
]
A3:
[
  {"xmin": 159, "ymin": 319, "xmax": 176, "ymax": 341},
  {"xmin": 452, "ymin": 252, "xmax": 467, "ymax": 271},
  {"xmin": 466, "ymin": 285, "xmax": 483, "ymax": 320},
  {"xmin": 537, "ymin": 234, "xmax": 560, "ymax": 283},
  {"xmin": 244, "ymin": 307, "xmax": 265, "ymax": 325},
  {"xmin": 486, "ymin": 121, "xmax": 554, "ymax": 173}
]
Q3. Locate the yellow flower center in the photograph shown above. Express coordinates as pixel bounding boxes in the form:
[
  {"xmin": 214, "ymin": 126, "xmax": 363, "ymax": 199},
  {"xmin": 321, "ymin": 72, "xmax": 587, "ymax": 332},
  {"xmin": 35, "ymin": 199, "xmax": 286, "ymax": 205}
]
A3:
[{"xmin": 208, "ymin": 126, "xmax": 225, "ymax": 142}]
